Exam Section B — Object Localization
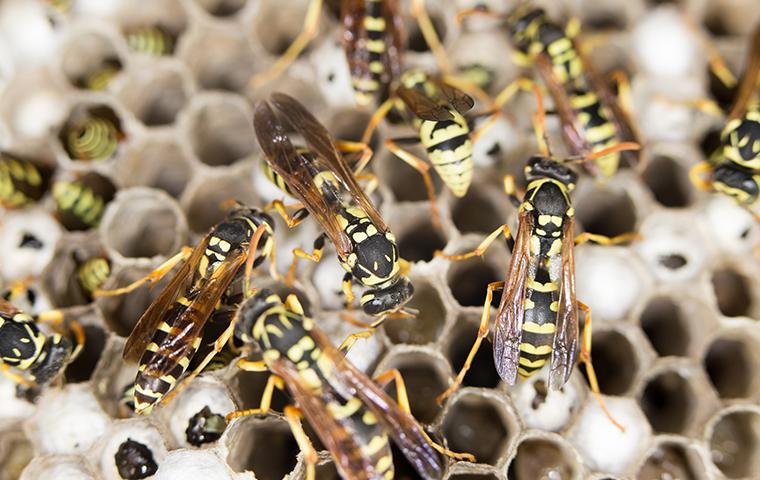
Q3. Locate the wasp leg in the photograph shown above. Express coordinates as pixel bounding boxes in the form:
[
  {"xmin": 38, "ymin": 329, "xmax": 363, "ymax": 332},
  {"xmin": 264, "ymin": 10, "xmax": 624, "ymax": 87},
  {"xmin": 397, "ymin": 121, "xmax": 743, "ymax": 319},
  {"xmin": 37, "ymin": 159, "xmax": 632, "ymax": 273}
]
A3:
[
  {"xmin": 577, "ymin": 301, "xmax": 625, "ymax": 432},
  {"xmin": 249, "ymin": 0, "xmax": 323, "ymax": 89},
  {"xmin": 361, "ymin": 97, "xmax": 396, "ymax": 147},
  {"xmin": 65, "ymin": 318, "xmax": 86, "ymax": 361},
  {"xmin": 411, "ymin": 0, "xmax": 450, "ymax": 74},
  {"xmin": 574, "ymin": 231, "xmax": 641, "ymax": 246},
  {"xmin": 286, "ymin": 234, "xmax": 326, "ymax": 287},
  {"xmin": 266, "ymin": 199, "xmax": 310, "ymax": 229},
  {"xmin": 226, "ymin": 374, "xmax": 285, "ymax": 421},
  {"xmin": 435, "ymin": 224, "xmax": 512, "ymax": 261},
  {"xmin": 375, "ymin": 368, "xmax": 476, "ymax": 462},
  {"xmin": 1, "ymin": 364, "xmax": 34, "ymax": 387},
  {"xmin": 245, "ymin": 223, "xmax": 273, "ymax": 295},
  {"xmin": 503, "ymin": 175, "xmax": 524, "ymax": 210},
  {"xmin": 342, "ymin": 272, "xmax": 356, "ymax": 310},
  {"xmin": 608, "ymin": 69, "xmax": 634, "ymax": 117},
  {"xmin": 689, "ymin": 162, "xmax": 714, "ymax": 191},
  {"xmin": 337, "ymin": 329, "xmax": 374, "ymax": 354},
  {"xmin": 284, "ymin": 405, "xmax": 318, "ymax": 480},
  {"xmin": 585, "ymin": 142, "xmax": 641, "ymax": 162},
  {"xmin": 93, "ymin": 246, "xmax": 194, "ymax": 297},
  {"xmin": 437, "ymin": 281, "xmax": 504, "ymax": 404},
  {"xmin": 34, "ymin": 310, "xmax": 86, "ymax": 361},
  {"xmin": 385, "ymin": 137, "xmax": 441, "ymax": 228}
]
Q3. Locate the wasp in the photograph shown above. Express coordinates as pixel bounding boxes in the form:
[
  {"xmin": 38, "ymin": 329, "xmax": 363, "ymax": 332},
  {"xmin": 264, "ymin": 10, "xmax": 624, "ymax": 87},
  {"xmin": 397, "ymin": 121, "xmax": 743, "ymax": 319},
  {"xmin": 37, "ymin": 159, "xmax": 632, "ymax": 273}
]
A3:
[
  {"xmin": 0, "ymin": 298, "xmax": 84, "ymax": 390},
  {"xmin": 255, "ymin": 92, "xmax": 413, "ymax": 318},
  {"xmin": 227, "ymin": 289, "xmax": 473, "ymax": 480},
  {"xmin": 0, "ymin": 152, "xmax": 54, "ymax": 209},
  {"xmin": 124, "ymin": 25, "xmax": 175, "ymax": 56},
  {"xmin": 94, "ymin": 205, "xmax": 276, "ymax": 414},
  {"xmin": 689, "ymin": 23, "xmax": 760, "ymax": 211},
  {"xmin": 62, "ymin": 107, "xmax": 125, "ymax": 162},
  {"xmin": 53, "ymin": 171, "xmax": 117, "ymax": 231}
]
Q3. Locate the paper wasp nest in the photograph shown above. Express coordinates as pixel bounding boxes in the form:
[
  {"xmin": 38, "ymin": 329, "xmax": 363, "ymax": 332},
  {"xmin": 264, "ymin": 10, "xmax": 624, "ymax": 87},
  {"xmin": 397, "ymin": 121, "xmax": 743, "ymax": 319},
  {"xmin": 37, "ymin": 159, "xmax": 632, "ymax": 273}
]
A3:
[{"xmin": 1, "ymin": 0, "xmax": 760, "ymax": 479}]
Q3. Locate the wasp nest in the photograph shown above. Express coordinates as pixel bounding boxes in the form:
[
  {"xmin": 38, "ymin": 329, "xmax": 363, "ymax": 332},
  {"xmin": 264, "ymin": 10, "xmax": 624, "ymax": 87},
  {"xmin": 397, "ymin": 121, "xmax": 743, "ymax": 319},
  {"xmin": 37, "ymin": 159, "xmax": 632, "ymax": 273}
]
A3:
[{"xmin": 1, "ymin": 0, "xmax": 760, "ymax": 479}]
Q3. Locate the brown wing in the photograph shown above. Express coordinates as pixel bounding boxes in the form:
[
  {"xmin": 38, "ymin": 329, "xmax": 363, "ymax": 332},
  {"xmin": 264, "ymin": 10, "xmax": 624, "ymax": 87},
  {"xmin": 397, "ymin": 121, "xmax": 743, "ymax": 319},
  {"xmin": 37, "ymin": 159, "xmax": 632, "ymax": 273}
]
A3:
[
  {"xmin": 382, "ymin": 0, "xmax": 404, "ymax": 84},
  {"xmin": 123, "ymin": 241, "xmax": 207, "ymax": 361},
  {"xmin": 493, "ymin": 210, "xmax": 534, "ymax": 385},
  {"xmin": 573, "ymin": 40, "xmax": 642, "ymax": 168},
  {"xmin": 309, "ymin": 328, "xmax": 443, "ymax": 480},
  {"xmin": 254, "ymin": 99, "xmax": 352, "ymax": 255},
  {"xmin": 341, "ymin": 0, "xmax": 367, "ymax": 79},
  {"xmin": 729, "ymin": 23, "xmax": 760, "ymax": 120},
  {"xmin": 0, "ymin": 297, "xmax": 20, "ymax": 316},
  {"xmin": 549, "ymin": 218, "xmax": 579, "ymax": 390},
  {"xmin": 431, "ymin": 76, "xmax": 475, "ymax": 114},
  {"xmin": 268, "ymin": 355, "xmax": 379, "ymax": 480},
  {"xmin": 142, "ymin": 249, "xmax": 247, "ymax": 376},
  {"xmin": 396, "ymin": 85, "xmax": 455, "ymax": 121},
  {"xmin": 270, "ymin": 93, "xmax": 388, "ymax": 233}
]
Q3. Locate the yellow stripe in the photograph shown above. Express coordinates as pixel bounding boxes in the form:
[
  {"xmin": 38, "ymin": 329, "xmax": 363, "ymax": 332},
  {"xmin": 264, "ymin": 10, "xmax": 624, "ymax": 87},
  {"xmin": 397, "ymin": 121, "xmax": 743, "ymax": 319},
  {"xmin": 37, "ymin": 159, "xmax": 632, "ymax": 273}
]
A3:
[
  {"xmin": 522, "ymin": 322, "xmax": 556, "ymax": 334},
  {"xmin": 520, "ymin": 343, "xmax": 552, "ymax": 355},
  {"xmin": 366, "ymin": 39, "xmax": 385, "ymax": 53},
  {"xmin": 364, "ymin": 435, "xmax": 388, "ymax": 456},
  {"xmin": 519, "ymin": 356, "xmax": 547, "ymax": 368},
  {"xmin": 527, "ymin": 279, "xmax": 558, "ymax": 292},
  {"xmin": 364, "ymin": 16, "xmax": 386, "ymax": 31}
]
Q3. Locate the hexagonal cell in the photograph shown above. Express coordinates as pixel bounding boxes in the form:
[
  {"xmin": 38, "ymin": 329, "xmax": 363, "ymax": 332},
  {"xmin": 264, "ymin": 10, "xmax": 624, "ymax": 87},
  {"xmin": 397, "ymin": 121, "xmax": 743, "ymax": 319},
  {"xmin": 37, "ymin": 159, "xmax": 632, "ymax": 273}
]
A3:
[
  {"xmin": 575, "ymin": 246, "xmax": 645, "ymax": 321},
  {"xmin": 229, "ymin": 365, "xmax": 290, "ymax": 416},
  {"xmin": 98, "ymin": 420, "xmax": 168, "ymax": 480},
  {"xmin": 117, "ymin": 64, "xmax": 190, "ymax": 126},
  {"xmin": 250, "ymin": 0, "xmax": 329, "ymax": 57},
  {"xmin": 511, "ymin": 372, "xmax": 582, "ymax": 432},
  {"xmin": 405, "ymin": 5, "xmax": 449, "ymax": 53},
  {"xmin": 384, "ymin": 279, "xmax": 447, "ymax": 345},
  {"xmin": 396, "ymin": 216, "xmax": 447, "ymax": 263},
  {"xmin": 451, "ymin": 189, "xmax": 508, "ymax": 235},
  {"xmin": 639, "ymin": 370, "xmax": 695, "ymax": 434},
  {"xmin": 20, "ymin": 455, "xmax": 99, "ymax": 480},
  {"xmin": 441, "ymin": 393, "xmax": 511, "ymax": 465},
  {"xmin": 194, "ymin": 0, "xmax": 246, "ymax": 17},
  {"xmin": 100, "ymin": 188, "xmax": 187, "ymax": 260},
  {"xmin": 376, "ymin": 146, "xmax": 443, "ymax": 203},
  {"xmin": 185, "ymin": 96, "xmax": 256, "ymax": 167},
  {"xmin": 0, "ymin": 207, "xmax": 62, "ymax": 280},
  {"xmin": 58, "ymin": 103, "xmax": 126, "ymax": 163},
  {"xmin": 445, "ymin": 315, "xmax": 500, "ymax": 389},
  {"xmin": 226, "ymin": 416, "xmax": 299, "ymax": 479},
  {"xmin": 711, "ymin": 267, "xmax": 753, "ymax": 318},
  {"xmin": 115, "ymin": 134, "xmax": 193, "ymax": 198},
  {"xmin": 59, "ymin": 31, "xmax": 124, "ymax": 90},
  {"xmin": 638, "ymin": 441, "xmax": 707, "ymax": 480},
  {"xmin": 178, "ymin": 27, "xmax": 255, "ymax": 93},
  {"xmin": 575, "ymin": 187, "xmax": 637, "ymax": 238},
  {"xmin": 639, "ymin": 297, "xmax": 690, "ymax": 357},
  {"xmin": 708, "ymin": 408, "xmax": 760, "ymax": 478},
  {"xmin": 182, "ymin": 169, "xmax": 259, "ymax": 233},
  {"xmin": 508, "ymin": 435, "xmax": 582, "ymax": 480},
  {"xmin": 642, "ymin": 155, "xmax": 693, "ymax": 207},
  {"xmin": 582, "ymin": 329, "xmax": 638, "ymax": 396},
  {"xmin": 704, "ymin": 335, "xmax": 758, "ymax": 399},
  {"xmin": 118, "ymin": 0, "xmax": 187, "ymax": 56},
  {"xmin": 65, "ymin": 322, "xmax": 108, "ymax": 383},
  {"xmin": 446, "ymin": 256, "xmax": 503, "ymax": 308}
]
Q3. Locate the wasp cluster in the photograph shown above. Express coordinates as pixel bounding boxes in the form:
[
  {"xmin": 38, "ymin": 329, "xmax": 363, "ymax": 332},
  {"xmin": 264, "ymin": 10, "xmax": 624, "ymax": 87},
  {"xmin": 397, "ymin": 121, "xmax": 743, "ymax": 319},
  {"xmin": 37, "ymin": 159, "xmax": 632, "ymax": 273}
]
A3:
[{"xmin": 1, "ymin": 0, "xmax": 760, "ymax": 479}]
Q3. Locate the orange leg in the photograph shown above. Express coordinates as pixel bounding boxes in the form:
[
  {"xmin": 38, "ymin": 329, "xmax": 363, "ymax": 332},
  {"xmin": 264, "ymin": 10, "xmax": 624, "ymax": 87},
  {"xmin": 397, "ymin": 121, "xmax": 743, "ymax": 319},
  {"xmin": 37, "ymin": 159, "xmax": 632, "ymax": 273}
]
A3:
[
  {"xmin": 93, "ymin": 247, "xmax": 193, "ymax": 297},
  {"xmin": 411, "ymin": 0, "xmax": 450, "ymax": 74},
  {"xmin": 384, "ymin": 138, "xmax": 441, "ymax": 229}
]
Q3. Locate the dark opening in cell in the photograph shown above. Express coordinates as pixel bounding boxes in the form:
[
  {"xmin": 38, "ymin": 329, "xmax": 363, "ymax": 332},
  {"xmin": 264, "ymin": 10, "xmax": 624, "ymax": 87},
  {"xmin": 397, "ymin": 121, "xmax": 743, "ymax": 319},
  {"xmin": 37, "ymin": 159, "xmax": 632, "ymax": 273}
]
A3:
[
  {"xmin": 397, "ymin": 219, "xmax": 446, "ymax": 263},
  {"xmin": 406, "ymin": 13, "xmax": 446, "ymax": 53},
  {"xmin": 227, "ymin": 418, "xmax": 299, "ymax": 479},
  {"xmin": 638, "ymin": 442, "xmax": 700, "ymax": 480},
  {"xmin": 442, "ymin": 396, "xmax": 509, "ymax": 465},
  {"xmin": 711, "ymin": 268, "xmax": 752, "ymax": 317},
  {"xmin": 452, "ymin": 190, "xmax": 505, "ymax": 235},
  {"xmin": 447, "ymin": 260, "xmax": 501, "ymax": 308},
  {"xmin": 643, "ymin": 156, "xmax": 692, "ymax": 207},
  {"xmin": 65, "ymin": 325, "xmax": 106, "ymax": 383},
  {"xmin": 640, "ymin": 297, "xmax": 690, "ymax": 357},
  {"xmin": 508, "ymin": 438, "xmax": 576, "ymax": 480},
  {"xmin": 640, "ymin": 371, "xmax": 693, "ymax": 434},
  {"xmin": 447, "ymin": 317, "xmax": 500, "ymax": 389},
  {"xmin": 580, "ymin": 330, "xmax": 636, "ymax": 395},
  {"xmin": 704, "ymin": 337, "xmax": 753, "ymax": 399},
  {"xmin": 709, "ymin": 410, "xmax": 760, "ymax": 478},
  {"xmin": 575, "ymin": 189, "xmax": 637, "ymax": 238},
  {"xmin": 385, "ymin": 282, "xmax": 446, "ymax": 345},
  {"xmin": 382, "ymin": 360, "xmax": 446, "ymax": 424}
]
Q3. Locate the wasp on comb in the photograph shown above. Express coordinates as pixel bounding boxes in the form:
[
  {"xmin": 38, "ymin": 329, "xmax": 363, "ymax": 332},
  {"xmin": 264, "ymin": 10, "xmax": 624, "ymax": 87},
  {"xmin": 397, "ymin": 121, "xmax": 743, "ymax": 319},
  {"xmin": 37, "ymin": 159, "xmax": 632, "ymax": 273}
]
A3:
[
  {"xmin": 227, "ymin": 289, "xmax": 474, "ymax": 480},
  {"xmin": 94, "ymin": 205, "xmax": 276, "ymax": 414},
  {"xmin": 255, "ymin": 92, "xmax": 413, "ymax": 320}
]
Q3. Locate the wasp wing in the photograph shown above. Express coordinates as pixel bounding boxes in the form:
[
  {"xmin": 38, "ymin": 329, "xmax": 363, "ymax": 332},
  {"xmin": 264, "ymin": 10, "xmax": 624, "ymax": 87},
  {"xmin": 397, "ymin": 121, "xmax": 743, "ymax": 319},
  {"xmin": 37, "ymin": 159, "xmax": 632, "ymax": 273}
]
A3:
[
  {"xmin": 270, "ymin": 93, "xmax": 389, "ymax": 233},
  {"xmin": 729, "ymin": 23, "xmax": 760, "ymax": 120},
  {"xmin": 493, "ymin": 209, "xmax": 533, "ymax": 384},
  {"xmin": 341, "ymin": 0, "xmax": 369, "ymax": 83},
  {"xmin": 123, "ymin": 241, "xmax": 207, "ymax": 362},
  {"xmin": 549, "ymin": 217, "xmax": 579, "ymax": 389},
  {"xmin": 254, "ymin": 99, "xmax": 353, "ymax": 256},
  {"xmin": 431, "ymin": 76, "xmax": 475, "ymax": 115},
  {"xmin": 0, "ymin": 297, "xmax": 20, "ymax": 315},
  {"xmin": 142, "ymin": 248, "xmax": 247, "ymax": 376},
  {"xmin": 268, "ymin": 353, "xmax": 380, "ymax": 480},
  {"xmin": 396, "ymin": 84, "xmax": 455, "ymax": 121},
  {"xmin": 383, "ymin": 0, "xmax": 405, "ymax": 86}
]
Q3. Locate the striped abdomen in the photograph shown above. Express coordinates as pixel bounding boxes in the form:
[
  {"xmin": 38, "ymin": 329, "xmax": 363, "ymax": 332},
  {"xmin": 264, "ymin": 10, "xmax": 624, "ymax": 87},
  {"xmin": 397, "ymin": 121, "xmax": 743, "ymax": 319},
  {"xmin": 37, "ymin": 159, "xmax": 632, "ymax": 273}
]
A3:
[
  {"xmin": 518, "ymin": 253, "xmax": 559, "ymax": 380},
  {"xmin": 351, "ymin": 0, "xmax": 387, "ymax": 105},
  {"xmin": 418, "ymin": 111, "xmax": 474, "ymax": 197},
  {"xmin": 0, "ymin": 155, "xmax": 51, "ymax": 208},
  {"xmin": 570, "ymin": 89, "xmax": 621, "ymax": 177}
]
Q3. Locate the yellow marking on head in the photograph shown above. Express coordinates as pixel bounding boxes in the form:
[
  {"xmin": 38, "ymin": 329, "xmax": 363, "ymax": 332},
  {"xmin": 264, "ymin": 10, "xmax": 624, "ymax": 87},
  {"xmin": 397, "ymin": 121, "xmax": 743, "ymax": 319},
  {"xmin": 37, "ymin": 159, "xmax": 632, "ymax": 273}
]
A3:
[
  {"xmin": 19, "ymin": 337, "xmax": 30, "ymax": 343},
  {"xmin": 522, "ymin": 322, "xmax": 556, "ymax": 334},
  {"xmin": 519, "ymin": 343, "xmax": 552, "ymax": 355},
  {"xmin": 12, "ymin": 348, "xmax": 21, "ymax": 357}
]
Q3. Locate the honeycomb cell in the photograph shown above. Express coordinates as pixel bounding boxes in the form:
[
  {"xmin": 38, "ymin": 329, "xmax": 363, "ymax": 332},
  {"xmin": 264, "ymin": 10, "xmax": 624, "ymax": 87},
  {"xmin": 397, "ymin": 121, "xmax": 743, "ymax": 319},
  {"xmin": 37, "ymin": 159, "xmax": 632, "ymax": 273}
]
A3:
[
  {"xmin": 116, "ymin": 134, "xmax": 193, "ymax": 198},
  {"xmin": 642, "ymin": 155, "xmax": 693, "ymax": 207},
  {"xmin": 59, "ymin": 31, "xmax": 124, "ymax": 90},
  {"xmin": 446, "ymin": 255, "xmax": 503, "ymax": 308},
  {"xmin": 164, "ymin": 378, "xmax": 235, "ymax": 448},
  {"xmin": 511, "ymin": 372, "xmax": 582, "ymax": 432},
  {"xmin": 178, "ymin": 27, "xmax": 255, "ymax": 93},
  {"xmin": 396, "ymin": 216, "xmax": 447, "ymax": 263},
  {"xmin": 185, "ymin": 95, "xmax": 256, "ymax": 167},
  {"xmin": 639, "ymin": 297, "xmax": 690, "ymax": 357},
  {"xmin": 708, "ymin": 408, "xmax": 760, "ymax": 478},
  {"xmin": 711, "ymin": 267, "xmax": 753, "ymax": 318},
  {"xmin": 194, "ymin": 0, "xmax": 247, "ymax": 17},
  {"xmin": 639, "ymin": 369, "xmax": 694, "ymax": 434},
  {"xmin": 226, "ymin": 416, "xmax": 299, "ymax": 479},
  {"xmin": 451, "ymin": 189, "xmax": 508, "ymax": 235},
  {"xmin": 376, "ymin": 146, "xmax": 442, "ymax": 203},
  {"xmin": 441, "ymin": 393, "xmax": 511, "ymax": 465},
  {"xmin": 704, "ymin": 335, "xmax": 757, "ymax": 399},
  {"xmin": 118, "ymin": 0, "xmax": 188, "ymax": 56},
  {"xmin": 405, "ymin": 7, "xmax": 448, "ymax": 53},
  {"xmin": 582, "ymin": 329, "xmax": 638, "ymax": 396},
  {"xmin": 98, "ymin": 420, "xmax": 168, "ymax": 480},
  {"xmin": 575, "ymin": 187, "xmax": 637, "ymax": 238},
  {"xmin": 58, "ymin": 103, "xmax": 126, "ymax": 163},
  {"xmin": 0, "ymin": 432, "xmax": 32, "ymax": 480},
  {"xmin": 384, "ymin": 279, "xmax": 447, "ymax": 345},
  {"xmin": 508, "ymin": 435, "xmax": 582, "ymax": 480},
  {"xmin": 445, "ymin": 314, "xmax": 500, "ymax": 389},
  {"xmin": 182, "ymin": 168, "xmax": 260, "ymax": 233},
  {"xmin": 250, "ymin": 0, "xmax": 327, "ymax": 56},
  {"xmin": 65, "ymin": 323, "xmax": 107, "ymax": 383},
  {"xmin": 638, "ymin": 441, "xmax": 706, "ymax": 480},
  {"xmin": 117, "ymin": 64, "xmax": 190, "ymax": 126},
  {"xmin": 229, "ymin": 367, "xmax": 290, "ymax": 416}
]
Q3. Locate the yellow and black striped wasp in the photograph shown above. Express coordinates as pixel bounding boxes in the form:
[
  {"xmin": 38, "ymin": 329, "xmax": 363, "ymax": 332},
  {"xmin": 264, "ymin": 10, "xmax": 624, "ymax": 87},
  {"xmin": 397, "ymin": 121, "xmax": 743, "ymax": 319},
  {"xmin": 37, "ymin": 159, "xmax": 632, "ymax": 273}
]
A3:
[
  {"xmin": 124, "ymin": 25, "xmax": 175, "ymax": 57},
  {"xmin": 94, "ymin": 205, "xmax": 276, "ymax": 414},
  {"xmin": 0, "ymin": 151, "xmax": 54, "ymax": 209},
  {"xmin": 255, "ymin": 92, "xmax": 414, "ymax": 319},
  {"xmin": 53, "ymin": 171, "xmax": 117, "ymax": 231},
  {"xmin": 689, "ymin": 23, "xmax": 760, "ymax": 212},
  {"xmin": 227, "ymin": 289, "xmax": 473, "ymax": 480},
  {"xmin": 0, "ymin": 297, "xmax": 84, "ymax": 391},
  {"xmin": 62, "ymin": 106, "xmax": 126, "ymax": 162}
]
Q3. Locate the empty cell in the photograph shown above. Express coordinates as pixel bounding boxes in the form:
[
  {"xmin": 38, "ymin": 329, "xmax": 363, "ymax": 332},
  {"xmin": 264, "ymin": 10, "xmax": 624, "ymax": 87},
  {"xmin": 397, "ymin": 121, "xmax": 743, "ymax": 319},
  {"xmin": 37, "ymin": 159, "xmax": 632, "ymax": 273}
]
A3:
[
  {"xmin": 581, "ymin": 330, "xmax": 637, "ymax": 396},
  {"xmin": 640, "ymin": 297, "xmax": 690, "ymax": 357},
  {"xmin": 384, "ymin": 281, "xmax": 446, "ymax": 345},
  {"xmin": 194, "ymin": 0, "xmax": 246, "ymax": 17},
  {"xmin": 187, "ymin": 98, "xmax": 256, "ymax": 167},
  {"xmin": 183, "ymin": 172, "xmax": 259, "ymax": 233},
  {"xmin": 397, "ymin": 217, "xmax": 446, "ymax": 263},
  {"xmin": 65, "ymin": 324, "xmax": 107, "ymax": 383},
  {"xmin": 118, "ymin": 67, "xmax": 189, "ymax": 126},
  {"xmin": 638, "ymin": 442, "xmax": 704, "ymax": 480},
  {"xmin": 451, "ymin": 189, "xmax": 506, "ymax": 235},
  {"xmin": 442, "ymin": 394, "xmax": 510, "ymax": 465},
  {"xmin": 640, "ymin": 370, "xmax": 694, "ymax": 434},
  {"xmin": 575, "ymin": 188, "xmax": 637, "ymax": 238},
  {"xmin": 376, "ymin": 147, "xmax": 442, "ymax": 203},
  {"xmin": 179, "ymin": 29, "xmax": 255, "ymax": 93},
  {"xmin": 447, "ymin": 259, "xmax": 502, "ymax": 308},
  {"xmin": 226, "ymin": 417, "xmax": 299, "ymax": 479},
  {"xmin": 59, "ymin": 32, "xmax": 123, "ymax": 90},
  {"xmin": 711, "ymin": 268, "xmax": 753, "ymax": 317},
  {"xmin": 708, "ymin": 409, "xmax": 760, "ymax": 478},
  {"xmin": 378, "ymin": 353, "xmax": 448, "ymax": 424},
  {"xmin": 116, "ymin": 136, "xmax": 193, "ymax": 198},
  {"xmin": 405, "ymin": 10, "xmax": 447, "ymax": 53},
  {"xmin": 643, "ymin": 156, "xmax": 692, "ymax": 207},
  {"xmin": 230, "ymin": 367, "xmax": 290, "ymax": 416},
  {"xmin": 446, "ymin": 316, "xmax": 500, "ymax": 389},
  {"xmin": 704, "ymin": 337, "xmax": 756, "ymax": 399},
  {"xmin": 508, "ymin": 437, "xmax": 580, "ymax": 480},
  {"xmin": 328, "ymin": 109, "xmax": 378, "ymax": 150},
  {"xmin": 251, "ymin": 0, "xmax": 324, "ymax": 56}
]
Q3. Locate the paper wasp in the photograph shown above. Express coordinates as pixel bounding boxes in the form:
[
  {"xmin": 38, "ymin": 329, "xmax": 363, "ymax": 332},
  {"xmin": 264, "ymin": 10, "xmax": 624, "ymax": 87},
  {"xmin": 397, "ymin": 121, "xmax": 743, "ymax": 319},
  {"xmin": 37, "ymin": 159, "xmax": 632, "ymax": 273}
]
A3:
[
  {"xmin": 688, "ymin": 23, "xmax": 760, "ymax": 211},
  {"xmin": 94, "ymin": 205, "xmax": 276, "ymax": 414},
  {"xmin": 255, "ymin": 92, "xmax": 413, "ymax": 318},
  {"xmin": 0, "ymin": 152, "xmax": 54, "ymax": 209},
  {"xmin": 53, "ymin": 171, "xmax": 117, "ymax": 231},
  {"xmin": 227, "ymin": 289, "xmax": 473, "ymax": 480},
  {"xmin": 0, "ymin": 297, "xmax": 84, "ymax": 390}
]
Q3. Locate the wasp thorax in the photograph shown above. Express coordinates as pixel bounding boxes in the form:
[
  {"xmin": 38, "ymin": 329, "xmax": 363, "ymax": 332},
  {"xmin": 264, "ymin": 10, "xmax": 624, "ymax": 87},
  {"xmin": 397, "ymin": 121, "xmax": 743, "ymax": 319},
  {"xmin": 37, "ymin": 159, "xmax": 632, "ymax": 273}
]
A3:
[
  {"xmin": 234, "ymin": 288, "xmax": 281, "ymax": 345},
  {"xmin": 525, "ymin": 156, "xmax": 578, "ymax": 187},
  {"xmin": 713, "ymin": 164, "xmax": 760, "ymax": 206},
  {"xmin": 506, "ymin": 6, "xmax": 546, "ymax": 45},
  {"xmin": 360, "ymin": 276, "xmax": 414, "ymax": 316}
]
